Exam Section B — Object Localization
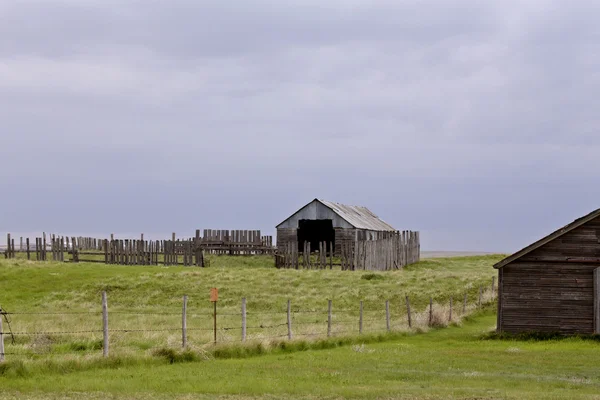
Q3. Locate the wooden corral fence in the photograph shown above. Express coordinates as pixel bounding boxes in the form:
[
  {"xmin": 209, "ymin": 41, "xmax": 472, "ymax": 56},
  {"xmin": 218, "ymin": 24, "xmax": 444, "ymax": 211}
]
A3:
[
  {"xmin": 276, "ymin": 241, "xmax": 334, "ymax": 269},
  {"xmin": 276, "ymin": 231, "xmax": 420, "ymax": 271},
  {"xmin": 3, "ymin": 229, "xmax": 276, "ymax": 265},
  {"xmin": 101, "ymin": 239, "xmax": 203, "ymax": 266},
  {"xmin": 3, "ymin": 233, "xmax": 205, "ymax": 266},
  {"xmin": 3, "ymin": 233, "xmax": 52, "ymax": 261},
  {"xmin": 201, "ymin": 229, "xmax": 274, "ymax": 255}
]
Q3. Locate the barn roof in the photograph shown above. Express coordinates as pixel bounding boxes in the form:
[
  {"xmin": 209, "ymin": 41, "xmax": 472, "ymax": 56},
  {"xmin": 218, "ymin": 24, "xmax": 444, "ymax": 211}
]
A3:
[
  {"xmin": 277, "ymin": 198, "xmax": 397, "ymax": 231},
  {"xmin": 493, "ymin": 208, "xmax": 600, "ymax": 269}
]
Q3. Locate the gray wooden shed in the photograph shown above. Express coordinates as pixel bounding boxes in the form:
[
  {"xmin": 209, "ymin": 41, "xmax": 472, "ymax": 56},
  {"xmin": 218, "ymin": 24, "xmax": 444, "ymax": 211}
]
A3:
[
  {"xmin": 494, "ymin": 208, "xmax": 600, "ymax": 334},
  {"xmin": 276, "ymin": 198, "xmax": 397, "ymax": 254}
]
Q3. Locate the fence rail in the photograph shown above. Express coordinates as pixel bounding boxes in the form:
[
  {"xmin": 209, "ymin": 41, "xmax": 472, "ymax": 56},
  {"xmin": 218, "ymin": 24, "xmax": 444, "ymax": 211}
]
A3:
[
  {"xmin": 201, "ymin": 229, "xmax": 273, "ymax": 254},
  {"xmin": 0, "ymin": 278, "xmax": 497, "ymax": 361}
]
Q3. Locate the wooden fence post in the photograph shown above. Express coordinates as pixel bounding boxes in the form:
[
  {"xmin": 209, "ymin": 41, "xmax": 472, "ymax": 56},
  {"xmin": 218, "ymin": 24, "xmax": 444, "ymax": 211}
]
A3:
[
  {"xmin": 242, "ymin": 297, "xmax": 247, "ymax": 342},
  {"xmin": 385, "ymin": 300, "xmax": 390, "ymax": 332},
  {"xmin": 359, "ymin": 301, "xmax": 363, "ymax": 334},
  {"xmin": 0, "ymin": 307, "xmax": 4, "ymax": 362},
  {"xmin": 429, "ymin": 297, "xmax": 433, "ymax": 326},
  {"xmin": 102, "ymin": 291, "xmax": 109, "ymax": 357},
  {"xmin": 449, "ymin": 297, "xmax": 453, "ymax": 321},
  {"xmin": 327, "ymin": 300, "xmax": 332, "ymax": 337},
  {"xmin": 330, "ymin": 241, "xmax": 333, "ymax": 270},
  {"xmin": 287, "ymin": 299, "xmax": 292, "ymax": 340},
  {"xmin": 26, "ymin": 238, "xmax": 30, "ymax": 260},
  {"xmin": 213, "ymin": 298, "xmax": 217, "ymax": 345},
  {"xmin": 71, "ymin": 237, "xmax": 77, "ymax": 263},
  {"xmin": 182, "ymin": 295, "xmax": 188, "ymax": 349},
  {"xmin": 406, "ymin": 296, "xmax": 412, "ymax": 328},
  {"xmin": 463, "ymin": 293, "xmax": 467, "ymax": 314},
  {"xmin": 478, "ymin": 286, "xmax": 482, "ymax": 308}
]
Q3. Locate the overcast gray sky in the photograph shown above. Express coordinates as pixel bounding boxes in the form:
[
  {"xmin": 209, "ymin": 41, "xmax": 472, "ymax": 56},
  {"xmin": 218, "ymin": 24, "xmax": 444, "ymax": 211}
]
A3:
[{"xmin": 1, "ymin": 0, "xmax": 599, "ymax": 251}]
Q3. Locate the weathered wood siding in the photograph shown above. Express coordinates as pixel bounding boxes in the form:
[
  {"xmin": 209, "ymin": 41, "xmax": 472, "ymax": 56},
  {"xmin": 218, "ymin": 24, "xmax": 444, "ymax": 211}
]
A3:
[
  {"xmin": 277, "ymin": 200, "xmax": 355, "ymax": 229},
  {"xmin": 499, "ymin": 217, "xmax": 600, "ymax": 334},
  {"xmin": 334, "ymin": 228, "xmax": 356, "ymax": 255},
  {"xmin": 276, "ymin": 228, "xmax": 297, "ymax": 251}
]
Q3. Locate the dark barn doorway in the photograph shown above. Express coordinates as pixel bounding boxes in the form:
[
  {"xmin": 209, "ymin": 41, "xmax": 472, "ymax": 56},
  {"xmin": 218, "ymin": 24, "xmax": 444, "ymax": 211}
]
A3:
[{"xmin": 297, "ymin": 219, "xmax": 335, "ymax": 252}]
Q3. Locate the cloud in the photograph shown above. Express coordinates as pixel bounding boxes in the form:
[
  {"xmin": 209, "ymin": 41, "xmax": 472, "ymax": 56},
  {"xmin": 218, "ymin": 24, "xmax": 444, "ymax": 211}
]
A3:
[{"xmin": 1, "ymin": 0, "xmax": 599, "ymax": 251}]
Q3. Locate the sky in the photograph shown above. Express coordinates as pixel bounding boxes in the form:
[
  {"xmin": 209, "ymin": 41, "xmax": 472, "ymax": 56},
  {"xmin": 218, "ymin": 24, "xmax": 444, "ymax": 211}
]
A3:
[{"xmin": 1, "ymin": 0, "xmax": 599, "ymax": 252}]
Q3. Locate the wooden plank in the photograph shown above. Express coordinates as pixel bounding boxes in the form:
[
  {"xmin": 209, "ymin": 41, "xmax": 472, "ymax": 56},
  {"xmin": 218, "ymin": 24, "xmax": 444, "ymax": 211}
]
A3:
[{"xmin": 520, "ymin": 256, "xmax": 600, "ymax": 264}]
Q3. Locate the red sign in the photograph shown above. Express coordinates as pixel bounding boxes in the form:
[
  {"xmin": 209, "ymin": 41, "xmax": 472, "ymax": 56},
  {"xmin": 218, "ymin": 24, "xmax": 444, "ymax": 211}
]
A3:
[{"xmin": 210, "ymin": 288, "xmax": 218, "ymax": 302}]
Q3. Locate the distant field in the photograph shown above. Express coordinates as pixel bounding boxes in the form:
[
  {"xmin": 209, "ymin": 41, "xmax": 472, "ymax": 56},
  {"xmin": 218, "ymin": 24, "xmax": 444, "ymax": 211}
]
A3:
[{"xmin": 421, "ymin": 251, "xmax": 502, "ymax": 258}]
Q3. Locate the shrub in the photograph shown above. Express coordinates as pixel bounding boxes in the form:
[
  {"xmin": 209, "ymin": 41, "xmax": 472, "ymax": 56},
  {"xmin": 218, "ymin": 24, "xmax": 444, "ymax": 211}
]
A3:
[{"xmin": 361, "ymin": 273, "xmax": 385, "ymax": 281}]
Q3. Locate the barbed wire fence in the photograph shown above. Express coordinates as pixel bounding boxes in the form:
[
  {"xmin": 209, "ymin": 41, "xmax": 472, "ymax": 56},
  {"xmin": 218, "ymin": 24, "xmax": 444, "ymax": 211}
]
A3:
[{"xmin": 0, "ymin": 278, "xmax": 496, "ymax": 361}]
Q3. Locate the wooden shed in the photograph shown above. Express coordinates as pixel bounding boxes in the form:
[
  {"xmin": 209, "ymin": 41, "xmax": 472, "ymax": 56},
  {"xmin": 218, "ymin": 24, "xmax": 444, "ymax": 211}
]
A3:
[
  {"xmin": 276, "ymin": 198, "xmax": 397, "ymax": 254},
  {"xmin": 494, "ymin": 209, "xmax": 600, "ymax": 334}
]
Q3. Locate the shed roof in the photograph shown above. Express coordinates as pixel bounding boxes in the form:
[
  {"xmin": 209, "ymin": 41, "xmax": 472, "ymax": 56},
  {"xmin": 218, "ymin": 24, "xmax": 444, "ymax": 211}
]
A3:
[
  {"xmin": 493, "ymin": 208, "xmax": 600, "ymax": 269},
  {"xmin": 277, "ymin": 198, "xmax": 397, "ymax": 232}
]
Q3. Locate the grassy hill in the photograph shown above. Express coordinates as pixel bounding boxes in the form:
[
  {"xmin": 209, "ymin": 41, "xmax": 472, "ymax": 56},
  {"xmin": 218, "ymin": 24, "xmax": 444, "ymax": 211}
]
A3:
[
  {"xmin": 0, "ymin": 255, "xmax": 501, "ymax": 356},
  {"xmin": 0, "ymin": 254, "xmax": 502, "ymax": 311}
]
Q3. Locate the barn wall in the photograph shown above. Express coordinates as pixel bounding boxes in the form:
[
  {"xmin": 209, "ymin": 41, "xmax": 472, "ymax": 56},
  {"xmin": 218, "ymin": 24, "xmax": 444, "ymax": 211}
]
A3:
[
  {"xmin": 277, "ymin": 200, "xmax": 354, "ymax": 230},
  {"xmin": 499, "ymin": 217, "xmax": 600, "ymax": 334},
  {"xmin": 334, "ymin": 228, "xmax": 356, "ymax": 255},
  {"xmin": 276, "ymin": 228, "xmax": 297, "ymax": 251},
  {"xmin": 356, "ymin": 230, "xmax": 398, "ymax": 240}
]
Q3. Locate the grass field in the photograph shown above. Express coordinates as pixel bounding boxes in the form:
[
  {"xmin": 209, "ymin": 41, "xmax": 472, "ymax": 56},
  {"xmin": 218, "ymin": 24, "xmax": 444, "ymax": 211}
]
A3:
[
  {"xmin": 0, "ymin": 254, "xmax": 500, "ymax": 358},
  {"xmin": 2, "ymin": 310, "xmax": 600, "ymax": 399},
  {"xmin": 6, "ymin": 254, "xmax": 597, "ymax": 398}
]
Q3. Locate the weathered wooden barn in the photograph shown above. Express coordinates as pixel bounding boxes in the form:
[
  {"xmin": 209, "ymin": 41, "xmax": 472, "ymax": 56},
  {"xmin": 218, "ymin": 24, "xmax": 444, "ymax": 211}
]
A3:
[
  {"xmin": 276, "ymin": 198, "xmax": 397, "ymax": 254},
  {"xmin": 494, "ymin": 209, "xmax": 600, "ymax": 334}
]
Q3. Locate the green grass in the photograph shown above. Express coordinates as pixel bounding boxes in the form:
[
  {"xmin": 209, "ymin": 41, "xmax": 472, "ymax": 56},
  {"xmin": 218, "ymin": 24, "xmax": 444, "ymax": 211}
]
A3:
[
  {"xmin": 1, "ymin": 254, "xmax": 547, "ymax": 399},
  {"xmin": 2, "ymin": 254, "xmax": 599, "ymax": 399},
  {"xmin": 0, "ymin": 254, "xmax": 502, "ymax": 311},
  {"xmin": 0, "ymin": 254, "xmax": 501, "ymax": 355},
  {"xmin": 2, "ymin": 310, "xmax": 600, "ymax": 399},
  {"xmin": 0, "ymin": 256, "xmax": 500, "ymax": 359}
]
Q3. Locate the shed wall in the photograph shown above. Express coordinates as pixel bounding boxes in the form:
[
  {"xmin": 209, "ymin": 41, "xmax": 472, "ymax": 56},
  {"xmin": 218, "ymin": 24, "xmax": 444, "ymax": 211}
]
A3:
[
  {"xmin": 499, "ymin": 262, "xmax": 595, "ymax": 333},
  {"xmin": 499, "ymin": 217, "xmax": 600, "ymax": 334}
]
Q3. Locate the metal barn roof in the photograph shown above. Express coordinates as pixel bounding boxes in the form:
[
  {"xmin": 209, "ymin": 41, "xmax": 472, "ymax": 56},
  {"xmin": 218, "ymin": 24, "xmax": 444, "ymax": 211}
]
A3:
[
  {"xmin": 277, "ymin": 198, "xmax": 397, "ymax": 231},
  {"xmin": 318, "ymin": 200, "xmax": 396, "ymax": 231}
]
